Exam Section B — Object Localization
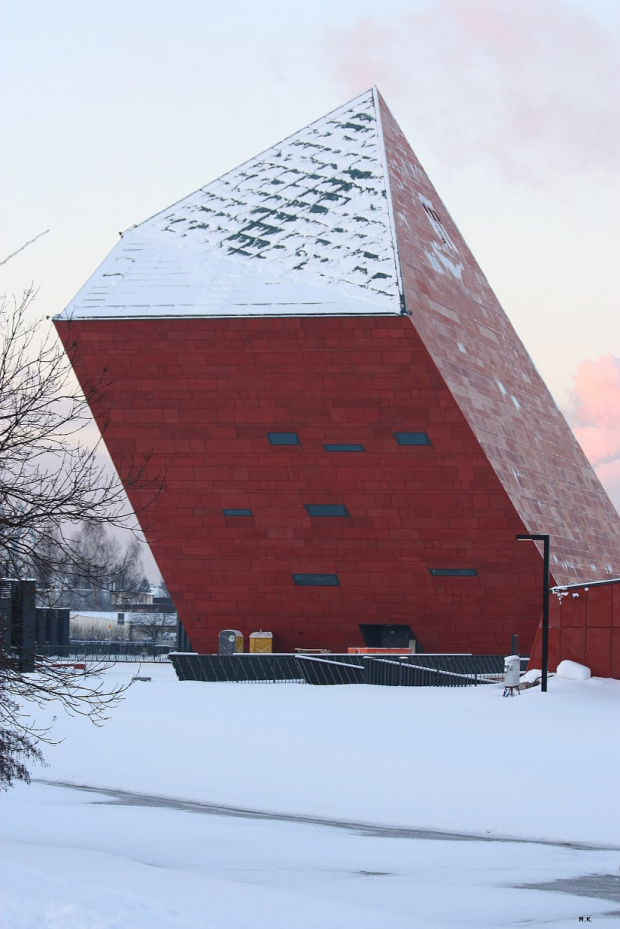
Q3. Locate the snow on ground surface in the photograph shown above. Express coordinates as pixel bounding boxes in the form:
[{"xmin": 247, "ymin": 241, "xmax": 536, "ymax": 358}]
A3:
[
  {"xmin": 2, "ymin": 663, "xmax": 619, "ymax": 927},
  {"xmin": 15, "ymin": 662, "xmax": 618, "ymax": 845}
]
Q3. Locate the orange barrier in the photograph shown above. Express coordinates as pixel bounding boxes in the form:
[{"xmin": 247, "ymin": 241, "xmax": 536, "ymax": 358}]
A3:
[{"xmin": 347, "ymin": 647, "xmax": 412, "ymax": 655}]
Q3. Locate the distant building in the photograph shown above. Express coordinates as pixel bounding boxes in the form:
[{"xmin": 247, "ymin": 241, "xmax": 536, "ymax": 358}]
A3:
[
  {"xmin": 70, "ymin": 611, "xmax": 123, "ymax": 639},
  {"xmin": 55, "ymin": 89, "xmax": 620, "ymax": 657},
  {"xmin": 70, "ymin": 609, "xmax": 176, "ymax": 644},
  {"xmin": 111, "ymin": 590, "xmax": 154, "ymax": 606}
]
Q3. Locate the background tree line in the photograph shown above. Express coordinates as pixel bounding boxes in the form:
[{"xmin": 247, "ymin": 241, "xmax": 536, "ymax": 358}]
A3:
[
  {"xmin": 35, "ymin": 523, "xmax": 152, "ymax": 611},
  {"xmin": 1, "ymin": 286, "xmax": 161, "ymax": 788}
]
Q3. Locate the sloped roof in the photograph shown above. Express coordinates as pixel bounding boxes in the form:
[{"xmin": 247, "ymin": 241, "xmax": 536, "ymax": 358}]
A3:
[
  {"xmin": 373, "ymin": 91, "xmax": 620, "ymax": 582},
  {"xmin": 58, "ymin": 88, "xmax": 620, "ymax": 584},
  {"xmin": 59, "ymin": 89, "xmax": 403, "ymax": 320}
]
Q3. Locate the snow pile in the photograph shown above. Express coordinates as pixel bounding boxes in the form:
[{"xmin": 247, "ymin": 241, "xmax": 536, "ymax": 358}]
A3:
[{"xmin": 556, "ymin": 659, "xmax": 591, "ymax": 680}]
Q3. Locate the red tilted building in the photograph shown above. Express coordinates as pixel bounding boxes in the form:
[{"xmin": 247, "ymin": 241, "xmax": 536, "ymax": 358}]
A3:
[{"xmin": 55, "ymin": 89, "xmax": 620, "ymax": 660}]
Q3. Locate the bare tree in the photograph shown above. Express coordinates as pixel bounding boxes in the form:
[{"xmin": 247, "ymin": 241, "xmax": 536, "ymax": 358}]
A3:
[
  {"xmin": 0, "ymin": 289, "xmax": 160, "ymax": 787},
  {"xmin": 0, "ymin": 652, "xmax": 128, "ymax": 790},
  {"xmin": 0, "ymin": 606, "xmax": 130, "ymax": 789},
  {"xmin": 0, "ymin": 287, "xmax": 159, "ymax": 589},
  {"xmin": 0, "ymin": 694, "xmax": 44, "ymax": 789},
  {"xmin": 129, "ymin": 611, "xmax": 177, "ymax": 645},
  {"xmin": 0, "ymin": 230, "xmax": 49, "ymax": 268},
  {"xmin": 61, "ymin": 525, "xmax": 151, "ymax": 610}
]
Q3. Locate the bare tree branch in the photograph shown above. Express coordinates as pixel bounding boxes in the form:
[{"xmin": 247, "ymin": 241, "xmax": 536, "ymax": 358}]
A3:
[
  {"xmin": 0, "ymin": 288, "xmax": 162, "ymax": 788},
  {"xmin": 0, "ymin": 230, "xmax": 50, "ymax": 267},
  {"xmin": 0, "ymin": 288, "xmax": 162, "ymax": 588}
]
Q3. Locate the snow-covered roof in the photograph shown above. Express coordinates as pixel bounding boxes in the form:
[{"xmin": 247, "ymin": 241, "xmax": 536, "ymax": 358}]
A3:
[{"xmin": 58, "ymin": 89, "xmax": 404, "ymax": 321}]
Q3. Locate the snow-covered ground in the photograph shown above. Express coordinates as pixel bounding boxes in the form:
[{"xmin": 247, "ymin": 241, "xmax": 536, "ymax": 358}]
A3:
[{"xmin": 2, "ymin": 663, "xmax": 619, "ymax": 927}]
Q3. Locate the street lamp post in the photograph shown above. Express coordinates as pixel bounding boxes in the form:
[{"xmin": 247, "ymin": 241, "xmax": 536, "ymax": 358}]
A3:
[{"xmin": 516, "ymin": 533, "xmax": 550, "ymax": 693}]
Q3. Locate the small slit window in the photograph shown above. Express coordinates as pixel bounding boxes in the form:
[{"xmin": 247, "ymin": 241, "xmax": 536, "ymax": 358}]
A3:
[
  {"xmin": 324, "ymin": 443, "xmax": 365, "ymax": 452},
  {"xmin": 292, "ymin": 573, "xmax": 340, "ymax": 587},
  {"xmin": 393, "ymin": 432, "xmax": 432, "ymax": 446},
  {"xmin": 421, "ymin": 201, "xmax": 457, "ymax": 252},
  {"xmin": 304, "ymin": 504, "xmax": 350, "ymax": 517},
  {"xmin": 222, "ymin": 508, "xmax": 253, "ymax": 517},
  {"xmin": 268, "ymin": 432, "xmax": 300, "ymax": 446},
  {"xmin": 429, "ymin": 568, "xmax": 478, "ymax": 577}
]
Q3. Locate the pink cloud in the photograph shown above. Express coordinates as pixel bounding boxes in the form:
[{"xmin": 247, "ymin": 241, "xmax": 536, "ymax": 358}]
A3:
[
  {"xmin": 573, "ymin": 425, "xmax": 620, "ymax": 465},
  {"xmin": 595, "ymin": 458, "xmax": 620, "ymax": 505},
  {"xmin": 572, "ymin": 354, "xmax": 620, "ymax": 431},
  {"xmin": 570, "ymin": 354, "xmax": 620, "ymax": 513},
  {"xmin": 324, "ymin": 0, "xmax": 620, "ymax": 182},
  {"xmin": 591, "ymin": 457, "xmax": 620, "ymax": 520}
]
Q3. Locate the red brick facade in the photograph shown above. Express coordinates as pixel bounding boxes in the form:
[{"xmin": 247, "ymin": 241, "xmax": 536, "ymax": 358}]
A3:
[{"xmin": 58, "ymin": 315, "xmax": 547, "ymax": 654}]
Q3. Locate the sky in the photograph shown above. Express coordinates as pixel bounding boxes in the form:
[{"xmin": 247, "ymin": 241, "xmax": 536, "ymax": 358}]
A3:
[{"xmin": 1, "ymin": 0, "xmax": 619, "ymax": 512}]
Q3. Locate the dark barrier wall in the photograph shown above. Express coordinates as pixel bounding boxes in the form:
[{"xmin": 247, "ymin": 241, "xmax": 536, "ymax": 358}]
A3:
[
  {"xmin": 170, "ymin": 652, "xmax": 507, "ymax": 686},
  {"xmin": 11, "ymin": 579, "xmax": 36, "ymax": 672},
  {"xmin": 1, "ymin": 579, "xmax": 70, "ymax": 668}
]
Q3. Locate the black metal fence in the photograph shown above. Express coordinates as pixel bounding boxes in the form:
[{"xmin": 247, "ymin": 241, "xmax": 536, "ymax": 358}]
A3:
[
  {"xmin": 171, "ymin": 652, "xmax": 518, "ymax": 686},
  {"xmin": 361, "ymin": 654, "xmax": 504, "ymax": 687},
  {"xmin": 295, "ymin": 654, "xmax": 365, "ymax": 685},
  {"xmin": 169, "ymin": 653, "xmax": 302, "ymax": 683},
  {"xmin": 35, "ymin": 642, "xmax": 174, "ymax": 662},
  {"xmin": 26, "ymin": 648, "xmax": 527, "ymax": 681}
]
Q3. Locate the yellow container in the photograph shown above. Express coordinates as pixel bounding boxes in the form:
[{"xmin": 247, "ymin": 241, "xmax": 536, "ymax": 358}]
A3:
[{"xmin": 249, "ymin": 630, "xmax": 273, "ymax": 653}]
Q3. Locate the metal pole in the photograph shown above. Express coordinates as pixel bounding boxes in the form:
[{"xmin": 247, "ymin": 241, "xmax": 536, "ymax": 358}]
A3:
[
  {"xmin": 516, "ymin": 533, "xmax": 551, "ymax": 693},
  {"xmin": 541, "ymin": 534, "xmax": 550, "ymax": 693}
]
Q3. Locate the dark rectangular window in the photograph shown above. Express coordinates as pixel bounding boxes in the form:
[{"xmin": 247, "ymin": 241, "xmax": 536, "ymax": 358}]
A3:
[
  {"xmin": 429, "ymin": 568, "xmax": 478, "ymax": 577},
  {"xmin": 393, "ymin": 432, "xmax": 432, "ymax": 446},
  {"xmin": 292, "ymin": 573, "xmax": 340, "ymax": 586},
  {"xmin": 304, "ymin": 504, "xmax": 350, "ymax": 517},
  {"xmin": 222, "ymin": 508, "xmax": 253, "ymax": 517},
  {"xmin": 268, "ymin": 432, "xmax": 300, "ymax": 446},
  {"xmin": 324, "ymin": 443, "xmax": 365, "ymax": 452}
]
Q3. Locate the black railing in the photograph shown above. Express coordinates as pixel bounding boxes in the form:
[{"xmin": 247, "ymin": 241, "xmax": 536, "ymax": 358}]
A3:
[
  {"xmin": 169, "ymin": 653, "xmax": 302, "ymax": 682},
  {"xmin": 171, "ymin": 652, "xmax": 517, "ymax": 686},
  {"xmin": 295, "ymin": 654, "xmax": 365, "ymax": 685},
  {"xmin": 298, "ymin": 653, "xmax": 506, "ymax": 686},
  {"xmin": 30, "ymin": 648, "xmax": 527, "ymax": 680},
  {"xmin": 35, "ymin": 642, "xmax": 174, "ymax": 662},
  {"xmin": 363, "ymin": 655, "xmax": 500, "ymax": 686}
]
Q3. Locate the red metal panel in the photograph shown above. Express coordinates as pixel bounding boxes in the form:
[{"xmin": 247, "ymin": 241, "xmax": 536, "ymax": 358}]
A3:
[
  {"xmin": 612, "ymin": 582, "xmax": 620, "ymax": 627},
  {"xmin": 585, "ymin": 627, "xmax": 612, "ymax": 678},
  {"xmin": 585, "ymin": 585, "xmax": 613, "ymax": 627},
  {"xmin": 558, "ymin": 593, "xmax": 586, "ymax": 627},
  {"xmin": 611, "ymin": 629, "xmax": 620, "ymax": 679},
  {"xmin": 559, "ymin": 626, "xmax": 586, "ymax": 666},
  {"xmin": 547, "ymin": 627, "xmax": 561, "ymax": 674}
]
